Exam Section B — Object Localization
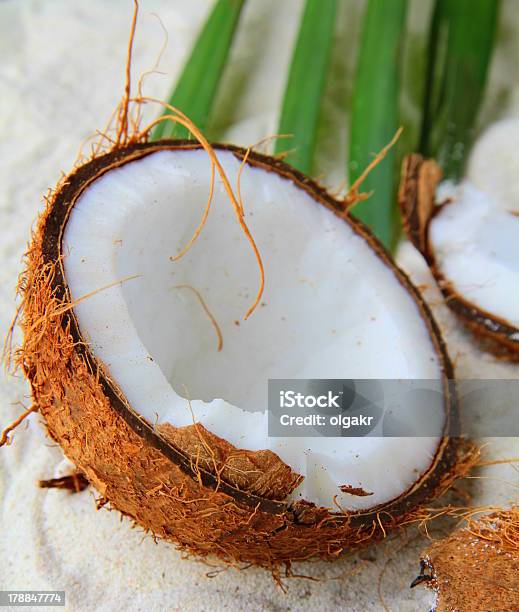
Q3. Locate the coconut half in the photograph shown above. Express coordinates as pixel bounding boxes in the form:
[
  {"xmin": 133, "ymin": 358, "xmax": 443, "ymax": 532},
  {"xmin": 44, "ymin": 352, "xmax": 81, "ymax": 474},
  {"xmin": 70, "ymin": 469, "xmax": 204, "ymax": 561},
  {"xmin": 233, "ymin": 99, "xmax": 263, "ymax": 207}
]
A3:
[
  {"xmin": 399, "ymin": 153, "xmax": 519, "ymax": 361},
  {"xmin": 413, "ymin": 508, "xmax": 519, "ymax": 611},
  {"xmin": 20, "ymin": 140, "xmax": 467, "ymax": 568}
]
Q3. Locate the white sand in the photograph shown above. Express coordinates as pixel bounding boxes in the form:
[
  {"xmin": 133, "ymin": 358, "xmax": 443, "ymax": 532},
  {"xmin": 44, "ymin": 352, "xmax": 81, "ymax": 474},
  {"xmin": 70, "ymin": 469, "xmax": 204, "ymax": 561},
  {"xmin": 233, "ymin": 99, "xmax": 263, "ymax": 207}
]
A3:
[{"xmin": 1, "ymin": 1, "xmax": 518, "ymax": 611}]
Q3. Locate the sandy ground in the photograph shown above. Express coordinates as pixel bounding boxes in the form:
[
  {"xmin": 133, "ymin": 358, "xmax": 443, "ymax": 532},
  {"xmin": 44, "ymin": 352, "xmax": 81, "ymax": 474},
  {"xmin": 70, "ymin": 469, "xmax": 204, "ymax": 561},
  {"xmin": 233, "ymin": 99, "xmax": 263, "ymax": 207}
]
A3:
[{"xmin": 1, "ymin": 1, "xmax": 518, "ymax": 611}]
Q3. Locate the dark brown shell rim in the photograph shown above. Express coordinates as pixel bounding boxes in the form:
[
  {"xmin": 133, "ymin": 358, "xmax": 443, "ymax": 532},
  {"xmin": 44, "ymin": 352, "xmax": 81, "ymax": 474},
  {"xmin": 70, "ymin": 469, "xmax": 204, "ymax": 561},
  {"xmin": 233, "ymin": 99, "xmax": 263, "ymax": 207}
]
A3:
[{"xmin": 40, "ymin": 140, "xmax": 460, "ymax": 525}]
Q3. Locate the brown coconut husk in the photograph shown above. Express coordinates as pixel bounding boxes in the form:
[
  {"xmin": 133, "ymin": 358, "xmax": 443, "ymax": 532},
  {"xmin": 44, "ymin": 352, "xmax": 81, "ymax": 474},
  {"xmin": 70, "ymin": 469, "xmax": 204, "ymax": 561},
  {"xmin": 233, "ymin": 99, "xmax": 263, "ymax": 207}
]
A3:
[
  {"xmin": 1, "ymin": 3, "xmax": 478, "ymax": 573},
  {"xmin": 413, "ymin": 506, "xmax": 519, "ymax": 611},
  {"xmin": 157, "ymin": 422, "xmax": 303, "ymax": 501},
  {"xmin": 399, "ymin": 154, "xmax": 519, "ymax": 361}
]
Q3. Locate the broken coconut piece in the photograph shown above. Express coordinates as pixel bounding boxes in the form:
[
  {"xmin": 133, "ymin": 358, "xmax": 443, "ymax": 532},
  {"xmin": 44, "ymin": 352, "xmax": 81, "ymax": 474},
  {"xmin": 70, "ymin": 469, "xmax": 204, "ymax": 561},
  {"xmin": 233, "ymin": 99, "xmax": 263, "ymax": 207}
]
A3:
[
  {"xmin": 413, "ymin": 508, "xmax": 519, "ymax": 611},
  {"xmin": 399, "ymin": 153, "xmax": 519, "ymax": 361},
  {"xmin": 39, "ymin": 472, "xmax": 89, "ymax": 493},
  {"xmin": 20, "ymin": 141, "xmax": 465, "ymax": 566}
]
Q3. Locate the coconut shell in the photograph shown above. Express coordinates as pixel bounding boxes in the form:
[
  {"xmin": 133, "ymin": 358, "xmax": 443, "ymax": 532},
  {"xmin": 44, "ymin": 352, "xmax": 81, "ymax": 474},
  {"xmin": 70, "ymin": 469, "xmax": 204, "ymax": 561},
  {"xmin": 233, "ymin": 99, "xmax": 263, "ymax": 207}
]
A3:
[
  {"xmin": 414, "ymin": 508, "xmax": 519, "ymax": 611},
  {"xmin": 17, "ymin": 141, "xmax": 475, "ymax": 569},
  {"xmin": 399, "ymin": 154, "xmax": 519, "ymax": 362}
]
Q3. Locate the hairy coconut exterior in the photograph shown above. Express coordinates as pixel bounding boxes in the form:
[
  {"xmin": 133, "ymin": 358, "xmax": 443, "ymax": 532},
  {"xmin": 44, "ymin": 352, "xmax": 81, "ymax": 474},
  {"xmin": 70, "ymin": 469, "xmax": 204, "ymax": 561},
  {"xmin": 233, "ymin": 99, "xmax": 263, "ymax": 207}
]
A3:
[
  {"xmin": 414, "ymin": 508, "xmax": 519, "ymax": 611},
  {"xmin": 399, "ymin": 154, "xmax": 519, "ymax": 361},
  {"xmin": 18, "ymin": 141, "xmax": 475, "ymax": 570}
]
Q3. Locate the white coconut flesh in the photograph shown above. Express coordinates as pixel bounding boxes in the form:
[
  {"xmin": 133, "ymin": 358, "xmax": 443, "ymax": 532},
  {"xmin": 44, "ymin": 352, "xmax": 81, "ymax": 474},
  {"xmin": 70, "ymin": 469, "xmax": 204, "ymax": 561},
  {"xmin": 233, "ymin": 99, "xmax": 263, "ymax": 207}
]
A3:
[
  {"xmin": 430, "ymin": 183, "xmax": 519, "ymax": 328},
  {"xmin": 63, "ymin": 148, "xmax": 445, "ymax": 511},
  {"xmin": 429, "ymin": 119, "xmax": 519, "ymax": 330}
]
